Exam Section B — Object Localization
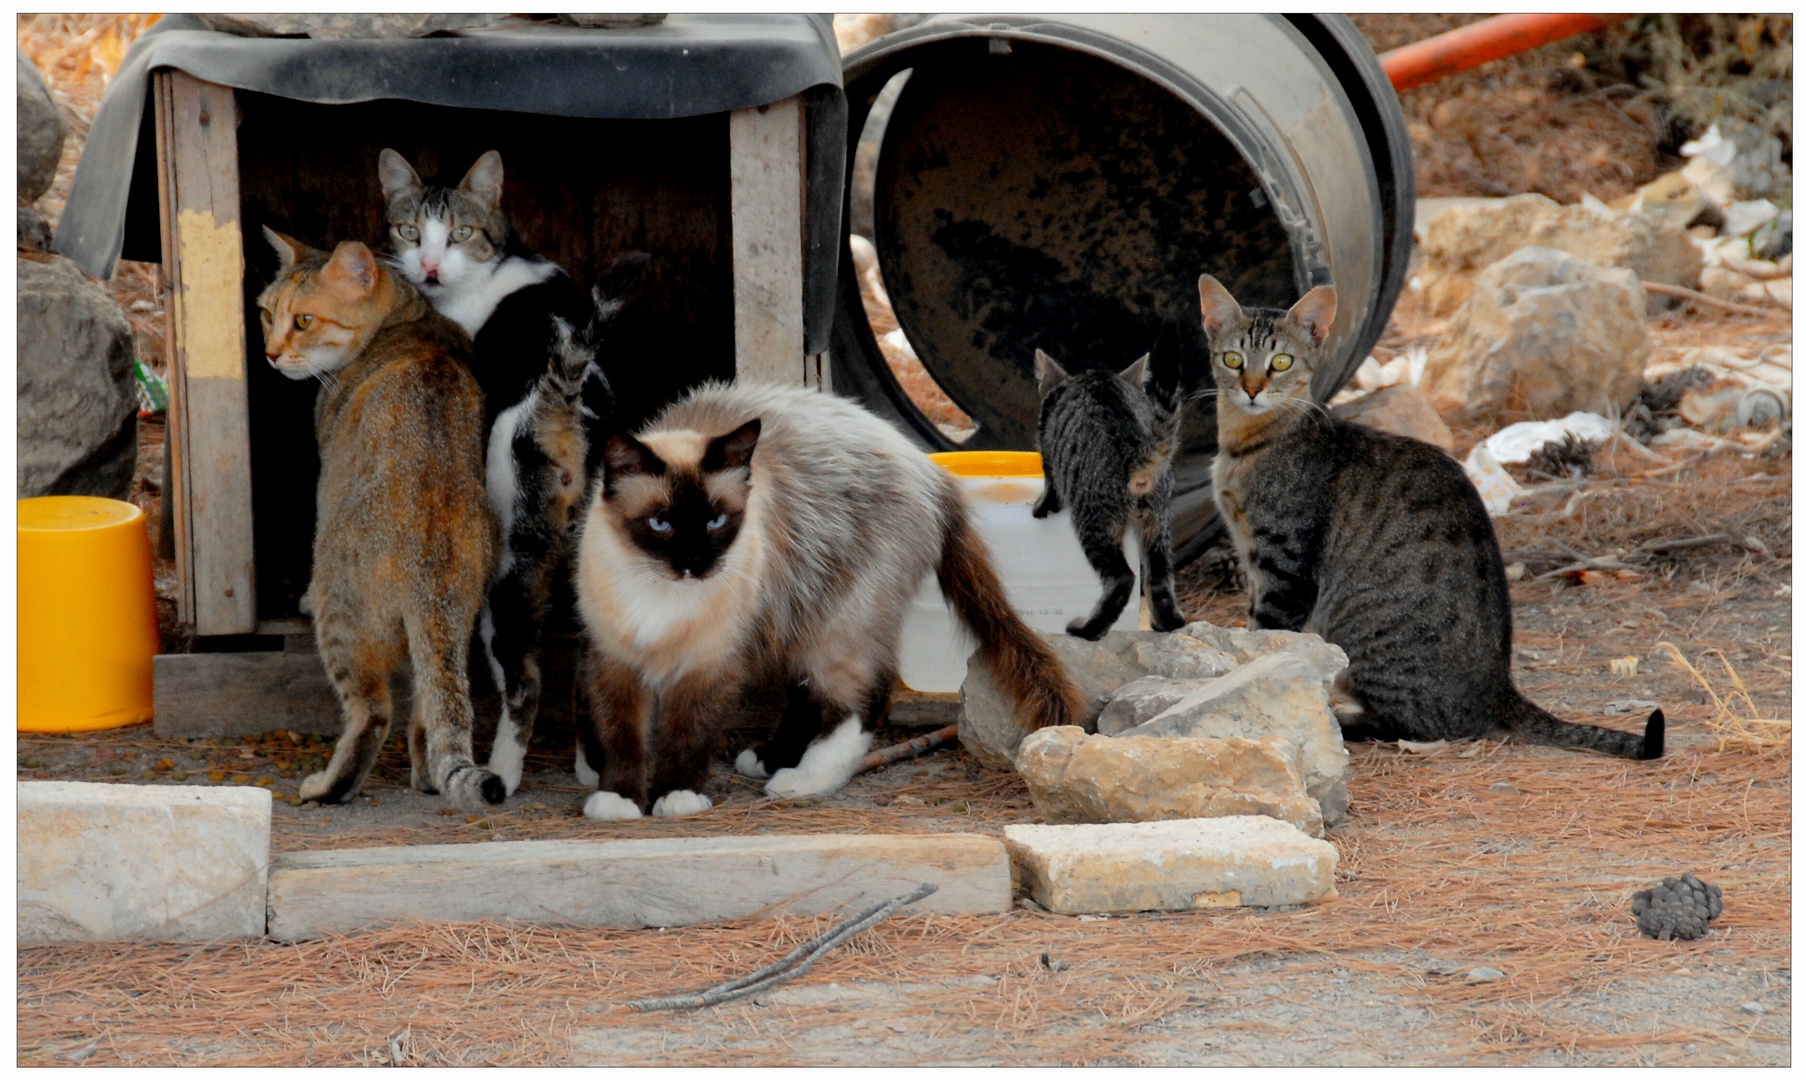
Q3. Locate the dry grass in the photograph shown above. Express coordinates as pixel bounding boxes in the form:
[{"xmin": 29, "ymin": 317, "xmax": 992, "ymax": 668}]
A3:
[{"xmin": 18, "ymin": 738, "xmax": 1789, "ymax": 1065}]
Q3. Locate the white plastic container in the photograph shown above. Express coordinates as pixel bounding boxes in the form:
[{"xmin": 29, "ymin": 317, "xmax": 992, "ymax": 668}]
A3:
[{"xmin": 897, "ymin": 451, "xmax": 1139, "ymax": 692}]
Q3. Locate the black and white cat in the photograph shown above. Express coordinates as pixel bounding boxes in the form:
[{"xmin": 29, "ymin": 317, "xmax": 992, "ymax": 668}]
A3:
[{"xmin": 378, "ymin": 147, "xmax": 647, "ymax": 795}]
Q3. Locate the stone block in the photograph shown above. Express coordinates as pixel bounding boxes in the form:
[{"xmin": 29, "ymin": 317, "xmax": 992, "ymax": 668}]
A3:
[
  {"xmin": 1108, "ymin": 648, "xmax": 1350, "ymax": 826},
  {"xmin": 268, "ymin": 833, "xmax": 1010, "ymax": 940},
  {"xmin": 1332, "ymin": 383, "xmax": 1456, "ymax": 453},
  {"xmin": 1004, "ymin": 817, "xmax": 1338, "ymax": 914},
  {"xmin": 18, "ymin": 781, "xmax": 272, "ymax": 944},
  {"xmin": 17, "ymin": 48, "xmax": 65, "ymax": 205},
  {"xmin": 1015, "ymin": 726, "xmax": 1323, "ymax": 836}
]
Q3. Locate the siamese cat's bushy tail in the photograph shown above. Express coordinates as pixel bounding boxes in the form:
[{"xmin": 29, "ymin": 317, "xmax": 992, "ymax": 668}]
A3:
[{"xmin": 935, "ymin": 487, "xmax": 1087, "ymax": 734}]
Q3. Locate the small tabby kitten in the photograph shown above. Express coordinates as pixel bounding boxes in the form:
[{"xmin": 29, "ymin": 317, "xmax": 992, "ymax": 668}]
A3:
[
  {"xmin": 258, "ymin": 229, "xmax": 505, "ymax": 810},
  {"xmin": 479, "ymin": 253, "xmax": 647, "ymax": 796},
  {"xmin": 1198, "ymin": 273, "xmax": 1663, "ymax": 760},
  {"xmin": 572, "ymin": 383, "xmax": 1086, "ymax": 820},
  {"xmin": 1032, "ymin": 342, "xmax": 1186, "ymax": 639}
]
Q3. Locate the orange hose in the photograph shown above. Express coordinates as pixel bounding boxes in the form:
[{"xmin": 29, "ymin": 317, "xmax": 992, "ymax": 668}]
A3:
[{"xmin": 1380, "ymin": 13, "xmax": 1631, "ymax": 92}]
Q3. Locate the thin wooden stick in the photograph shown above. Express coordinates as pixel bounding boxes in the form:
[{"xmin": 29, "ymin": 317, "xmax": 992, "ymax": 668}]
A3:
[
  {"xmin": 1641, "ymin": 280, "xmax": 1782, "ymax": 318},
  {"xmin": 859, "ymin": 725, "xmax": 959, "ymax": 774},
  {"xmin": 618, "ymin": 882, "xmax": 940, "ymax": 1013}
]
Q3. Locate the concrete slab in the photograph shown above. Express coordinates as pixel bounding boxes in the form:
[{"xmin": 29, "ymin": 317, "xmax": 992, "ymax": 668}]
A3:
[
  {"xmin": 267, "ymin": 832, "xmax": 1010, "ymax": 940},
  {"xmin": 1004, "ymin": 816, "xmax": 1338, "ymax": 915},
  {"xmin": 18, "ymin": 781, "xmax": 272, "ymax": 943}
]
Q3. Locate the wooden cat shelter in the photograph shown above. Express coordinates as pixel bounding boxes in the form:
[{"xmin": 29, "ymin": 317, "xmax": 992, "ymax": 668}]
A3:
[{"xmin": 53, "ymin": 15, "xmax": 846, "ymax": 735}]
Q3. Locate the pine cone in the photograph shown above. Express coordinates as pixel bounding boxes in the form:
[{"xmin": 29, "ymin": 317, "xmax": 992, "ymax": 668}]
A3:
[{"xmin": 1631, "ymin": 872, "xmax": 1724, "ymax": 941}]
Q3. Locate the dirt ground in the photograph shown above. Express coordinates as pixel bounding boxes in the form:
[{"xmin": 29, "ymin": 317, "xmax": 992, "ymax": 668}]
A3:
[{"xmin": 15, "ymin": 12, "xmax": 1793, "ymax": 1068}]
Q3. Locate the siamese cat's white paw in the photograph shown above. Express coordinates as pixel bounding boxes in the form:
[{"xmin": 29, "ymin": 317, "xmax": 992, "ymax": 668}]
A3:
[
  {"xmin": 487, "ymin": 721, "xmax": 526, "ymax": 796},
  {"xmin": 764, "ymin": 717, "xmax": 870, "ymax": 799},
  {"xmin": 573, "ymin": 743, "xmax": 599, "ymax": 788},
  {"xmin": 650, "ymin": 790, "xmax": 713, "ymax": 818},
  {"xmin": 583, "ymin": 791, "xmax": 643, "ymax": 821},
  {"xmin": 734, "ymin": 748, "xmax": 770, "ymax": 779}
]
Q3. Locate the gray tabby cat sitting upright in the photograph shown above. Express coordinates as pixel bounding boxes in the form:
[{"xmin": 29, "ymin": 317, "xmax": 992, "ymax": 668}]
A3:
[
  {"xmin": 1033, "ymin": 341, "xmax": 1187, "ymax": 639},
  {"xmin": 1198, "ymin": 273, "xmax": 1663, "ymax": 760}
]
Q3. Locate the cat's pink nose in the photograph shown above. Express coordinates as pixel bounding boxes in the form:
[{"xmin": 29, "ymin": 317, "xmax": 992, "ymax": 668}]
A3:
[{"xmin": 420, "ymin": 259, "xmax": 439, "ymax": 276}]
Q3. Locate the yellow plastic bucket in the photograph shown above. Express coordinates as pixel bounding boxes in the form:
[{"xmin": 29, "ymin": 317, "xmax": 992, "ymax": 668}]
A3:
[
  {"xmin": 929, "ymin": 450, "xmax": 1043, "ymax": 477},
  {"xmin": 18, "ymin": 496, "xmax": 160, "ymax": 731}
]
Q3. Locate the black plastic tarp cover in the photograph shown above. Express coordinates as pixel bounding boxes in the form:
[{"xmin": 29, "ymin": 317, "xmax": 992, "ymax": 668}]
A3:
[{"xmin": 53, "ymin": 13, "xmax": 846, "ymax": 351}]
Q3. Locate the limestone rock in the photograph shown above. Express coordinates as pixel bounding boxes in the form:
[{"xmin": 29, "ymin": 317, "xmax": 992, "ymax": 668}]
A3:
[
  {"xmin": 197, "ymin": 13, "xmax": 507, "ymax": 38},
  {"xmin": 1331, "ymin": 383, "xmax": 1455, "ymax": 453},
  {"xmin": 1015, "ymin": 726, "xmax": 1324, "ymax": 836},
  {"xmin": 1005, "ymin": 817, "xmax": 1339, "ymax": 914},
  {"xmin": 959, "ymin": 629, "xmax": 1238, "ymax": 769},
  {"xmin": 1421, "ymin": 246, "xmax": 1649, "ymax": 421},
  {"xmin": 17, "ymin": 48, "xmax": 65, "ymax": 205},
  {"xmin": 17, "ymin": 251, "xmax": 139, "ymax": 499},
  {"xmin": 18, "ymin": 782, "xmax": 272, "ymax": 943},
  {"xmin": 1417, "ymin": 193, "xmax": 1700, "ymax": 316},
  {"xmin": 1110, "ymin": 647, "xmax": 1350, "ymax": 825},
  {"xmin": 18, "ymin": 205, "xmax": 53, "ymax": 252},
  {"xmin": 1096, "ymin": 676, "xmax": 1194, "ymax": 733}
]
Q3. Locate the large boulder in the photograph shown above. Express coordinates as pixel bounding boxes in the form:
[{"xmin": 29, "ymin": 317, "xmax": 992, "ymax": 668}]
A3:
[
  {"xmin": 959, "ymin": 629, "xmax": 1238, "ymax": 768},
  {"xmin": 18, "ymin": 251, "xmax": 139, "ymax": 500},
  {"xmin": 196, "ymin": 13, "xmax": 506, "ymax": 38},
  {"xmin": 17, "ymin": 48, "xmax": 66, "ymax": 206},
  {"xmin": 1015, "ymin": 726, "xmax": 1325, "ymax": 836},
  {"xmin": 1421, "ymin": 246, "xmax": 1650, "ymax": 421},
  {"xmin": 1417, "ymin": 193, "xmax": 1700, "ymax": 316}
]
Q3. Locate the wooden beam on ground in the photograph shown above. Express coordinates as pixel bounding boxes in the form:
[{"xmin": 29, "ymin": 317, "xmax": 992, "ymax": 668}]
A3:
[
  {"xmin": 156, "ymin": 71, "xmax": 256, "ymax": 634},
  {"xmin": 266, "ymin": 833, "xmax": 1012, "ymax": 940},
  {"xmin": 729, "ymin": 96, "xmax": 808, "ymax": 386}
]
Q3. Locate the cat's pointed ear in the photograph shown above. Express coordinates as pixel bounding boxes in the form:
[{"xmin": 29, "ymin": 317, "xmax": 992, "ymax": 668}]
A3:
[
  {"xmin": 322, "ymin": 241, "xmax": 379, "ymax": 296},
  {"xmin": 262, "ymin": 226, "xmax": 310, "ymax": 271},
  {"xmin": 377, "ymin": 148, "xmax": 420, "ymax": 200},
  {"xmin": 702, "ymin": 419, "xmax": 762, "ymax": 473},
  {"xmin": 1197, "ymin": 274, "xmax": 1244, "ymax": 340},
  {"xmin": 1286, "ymin": 286, "xmax": 1337, "ymax": 347},
  {"xmin": 1117, "ymin": 353, "xmax": 1152, "ymax": 389},
  {"xmin": 602, "ymin": 432, "xmax": 666, "ymax": 487},
  {"xmin": 1034, "ymin": 349, "xmax": 1070, "ymax": 396},
  {"xmin": 459, "ymin": 150, "xmax": 505, "ymax": 209}
]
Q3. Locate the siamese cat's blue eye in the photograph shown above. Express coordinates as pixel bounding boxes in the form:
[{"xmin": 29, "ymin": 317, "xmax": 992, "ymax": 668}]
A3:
[
  {"xmin": 395, "ymin": 224, "xmax": 419, "ymax": 242},
  {"xmin": 1222, "ymin": 351, "xmax": 1244, "ymax": 370},
  {"xmin": 452, "ymin": 225, "xmax": 474, "ymax": 242},
  {"xmin": 707, "ymin": 513, "xmax": 728, "ymax": 531},
  {"xmin": 648, "ymin": 516, "xmax": 672, "ymax": 533},
  {"xmin": 1270, "ymin": 354, "xmax": 1294, "ymax": 372}
]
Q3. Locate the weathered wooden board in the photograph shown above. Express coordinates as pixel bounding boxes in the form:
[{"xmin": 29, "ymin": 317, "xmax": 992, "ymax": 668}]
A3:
[
  {"xmin": 157, "ymin": 71, "xmax": 257, "ymax": 634},
  {"xmin": 267, "ymin": 833, "xmax": 1011, "ymax": 940},
  {"xmin": 729, "ymin": 96, "xmax": 807, "ymax": 386}
]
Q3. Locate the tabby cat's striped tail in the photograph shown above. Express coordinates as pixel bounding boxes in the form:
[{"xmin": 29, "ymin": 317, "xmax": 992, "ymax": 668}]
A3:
[{"xmin": 1502, "ymin": 693, "xmax": 1665, "ymax": 760}]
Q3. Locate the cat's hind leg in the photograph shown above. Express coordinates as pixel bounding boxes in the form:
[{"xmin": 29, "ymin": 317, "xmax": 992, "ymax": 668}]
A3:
[
  {"xmin": 478, "ymin": 580, "xmax": 543, "ymax": 797},
  {"xmin": 1142, "ymin": 511, "xmax": 1187, "ymax": 632},
  {"xmin": 1068, "ymin": 516, "xmax": 1136, "ymax": 640},
  {"xmin": 1032, "ymin": 480, "xmax": 1062, "ymax": 518},
  {"xmin": 406, "ymin": 608, "xmax": 505, "ymax": 811},
  {"xmin": 304, "ymin": 627, "xmax": 397, "ymax": 805},
  {"xmin": 763, "ymin": 669, "xmax": 887, "ymax": 800},
  {"xmin": 736, "ymin": 679, "xmax": 822, "ymax": 780}
]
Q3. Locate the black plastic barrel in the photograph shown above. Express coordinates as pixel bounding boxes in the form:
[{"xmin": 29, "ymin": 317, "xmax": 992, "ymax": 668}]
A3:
[{"xmin": 830, "ymin": 15, "xmax": 1414, "ymax": 563}]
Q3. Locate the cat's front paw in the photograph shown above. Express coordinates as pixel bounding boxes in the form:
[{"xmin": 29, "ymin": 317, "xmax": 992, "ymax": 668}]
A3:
[
  {"xmin": 583, "ymin": 791, "xmax": 644, "ymax": 820},
  {"xmin": 734, "ymin": 748, "xmax": 770, "ymax": 779},
  {"xmin": 649, "ymin": 790, "xmax": 713, "ymax": 817}
]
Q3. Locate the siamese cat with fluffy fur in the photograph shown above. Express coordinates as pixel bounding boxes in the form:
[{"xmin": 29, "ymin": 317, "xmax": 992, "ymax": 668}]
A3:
[{"xmin": 571, "ymin": 382, "xmax": 1085, "ymax": 819}]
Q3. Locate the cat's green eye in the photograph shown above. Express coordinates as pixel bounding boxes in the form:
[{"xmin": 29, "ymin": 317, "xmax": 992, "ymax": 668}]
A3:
[
  {"xmin": 1270, "ymin": 354, "xmax": 1294, "ymax": 372},
  {"xmin": 395, "ymin": 224, "xmax": 419, "ymax": 242},
  {"xmin": 1222, "ymin": 351, "xmax": 1244, "ymax": 370},
  {"xmin": 294, "ymin": 314, "xmax": 314, "ymax": 330},
  {"xmin": 451, "ymin": 225, "xmax": 474, "ymax": 242}
]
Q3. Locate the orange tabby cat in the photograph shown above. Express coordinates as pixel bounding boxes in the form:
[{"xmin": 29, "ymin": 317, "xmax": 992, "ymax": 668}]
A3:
[{"xmin": 258, "ymin": 229, "xmax": 504, "ymax": 810}]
